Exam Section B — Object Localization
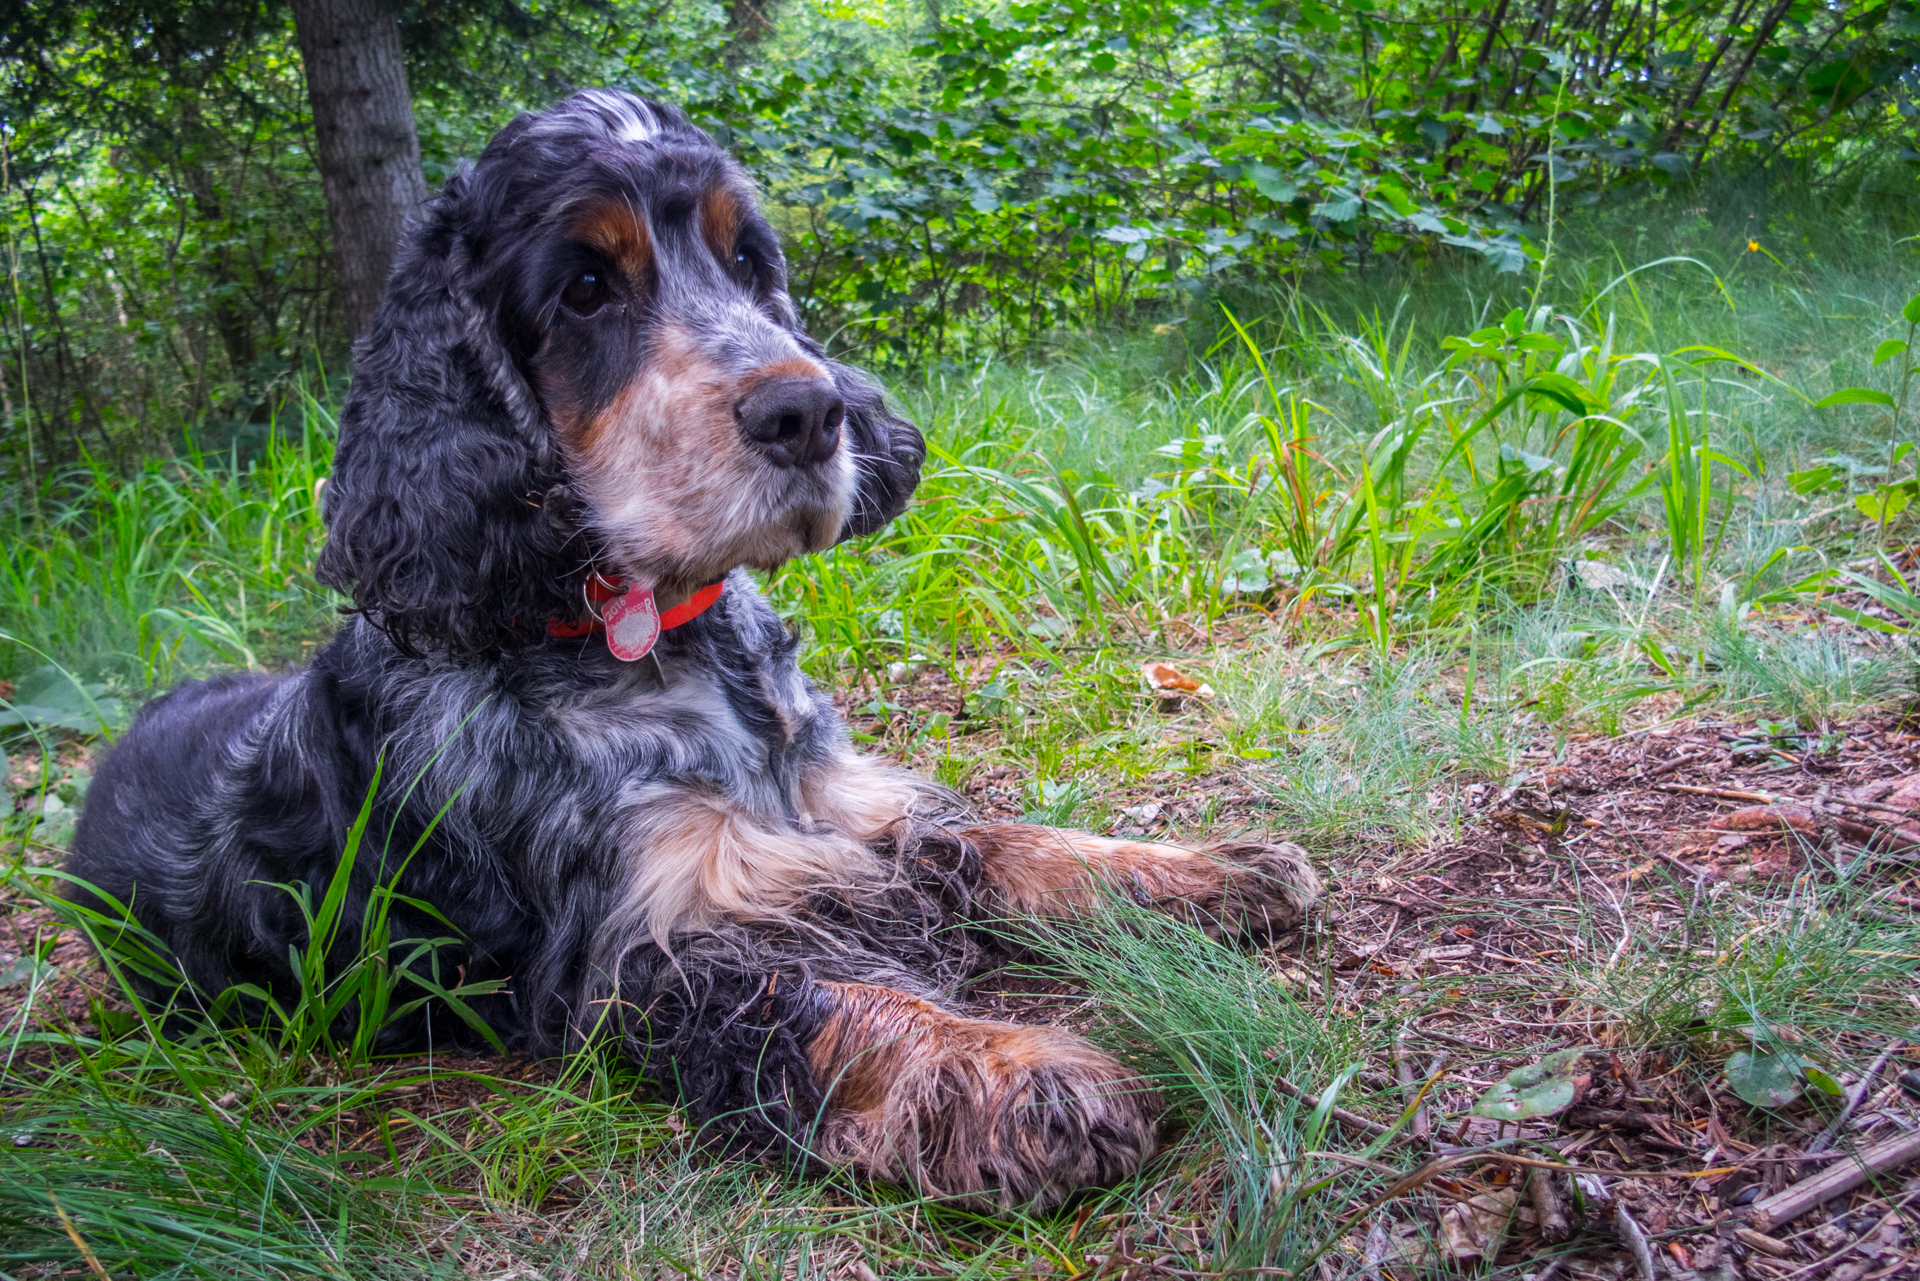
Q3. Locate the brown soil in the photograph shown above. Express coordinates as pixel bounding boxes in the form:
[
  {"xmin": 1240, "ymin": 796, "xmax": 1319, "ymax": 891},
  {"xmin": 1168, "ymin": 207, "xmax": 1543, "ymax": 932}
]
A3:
[{"xmin": 5, "ymin": 706, "xmax": 1918, "ymax": 1278}]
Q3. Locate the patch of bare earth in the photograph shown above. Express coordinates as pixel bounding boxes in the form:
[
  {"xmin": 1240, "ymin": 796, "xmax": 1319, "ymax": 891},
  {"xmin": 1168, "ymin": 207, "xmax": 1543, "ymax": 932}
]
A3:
[
  {"xmin": 7, "ymin": 703, "xmax": 1920, "ymax": 1276},
  {"xmin": 1295, "ymin": 715, "xmax": 1920, "ymax": 1280}
]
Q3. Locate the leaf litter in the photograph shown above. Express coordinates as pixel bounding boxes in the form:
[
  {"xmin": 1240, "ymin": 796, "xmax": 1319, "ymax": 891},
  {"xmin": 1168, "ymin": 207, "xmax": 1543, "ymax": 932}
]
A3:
[{"xmin": 5, "ymin": 676, "xmax": 1920, "ymax": 1277}]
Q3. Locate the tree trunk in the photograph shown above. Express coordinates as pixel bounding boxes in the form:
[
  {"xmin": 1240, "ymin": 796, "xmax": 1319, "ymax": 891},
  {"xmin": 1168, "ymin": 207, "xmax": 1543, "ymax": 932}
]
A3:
[{"xmin": 290, "ymin": 0, "xmax": 426, "ymax": 341}]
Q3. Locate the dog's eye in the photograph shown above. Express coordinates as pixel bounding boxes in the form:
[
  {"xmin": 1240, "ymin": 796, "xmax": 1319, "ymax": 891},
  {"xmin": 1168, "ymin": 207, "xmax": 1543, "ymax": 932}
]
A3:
[
  {"xmin": 561, "ymin": 270, "xmax": 610, "ymax": 315},
  {"xmin": 729, "ymin": 248, "xmax": 756, "ymax": 287}
]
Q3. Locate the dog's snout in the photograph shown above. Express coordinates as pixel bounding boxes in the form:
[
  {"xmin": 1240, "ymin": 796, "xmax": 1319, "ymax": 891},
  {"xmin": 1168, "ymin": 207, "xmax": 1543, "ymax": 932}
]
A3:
[{"xmin": 733, "ymin": 376, "xmax": 844, "ymax": 468}]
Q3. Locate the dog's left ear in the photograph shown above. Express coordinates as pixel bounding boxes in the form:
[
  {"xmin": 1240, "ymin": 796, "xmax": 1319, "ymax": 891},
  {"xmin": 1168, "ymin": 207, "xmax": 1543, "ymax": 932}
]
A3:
[{"xmin": 829, "ymin": 362, "xmax": 924, "ymax": 540}]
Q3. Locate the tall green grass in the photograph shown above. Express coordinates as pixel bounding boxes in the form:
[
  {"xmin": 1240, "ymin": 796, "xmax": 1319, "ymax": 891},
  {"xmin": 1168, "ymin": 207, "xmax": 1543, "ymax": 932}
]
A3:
[
  {"xmin": 5, "ymin": 228, "xmax": 1916, "ymax": 701},
  {"xmin": 2, "ymin": 216, "xmax": 1918, "ymax": 1275},
  {"xmin": 1, "ymin": 404, "xmax": 334, "ymax": 692}
]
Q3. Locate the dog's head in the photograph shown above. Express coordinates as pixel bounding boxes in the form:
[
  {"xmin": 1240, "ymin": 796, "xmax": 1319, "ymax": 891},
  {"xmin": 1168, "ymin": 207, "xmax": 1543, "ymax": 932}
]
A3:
[{"xmin": 316, "ymin": 90, "xmax": 924, "ymax": 656}]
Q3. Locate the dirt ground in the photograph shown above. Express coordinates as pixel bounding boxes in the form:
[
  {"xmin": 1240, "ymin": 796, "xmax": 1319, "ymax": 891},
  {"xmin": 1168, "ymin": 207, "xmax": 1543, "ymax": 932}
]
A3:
[
  {"xmin": 846, "ymin": 667, "xmax": 1920, "ymax": 1279},
  {"xmin": 5, "ymin": 698, "xmax": 1919, "ymax": 1278}
]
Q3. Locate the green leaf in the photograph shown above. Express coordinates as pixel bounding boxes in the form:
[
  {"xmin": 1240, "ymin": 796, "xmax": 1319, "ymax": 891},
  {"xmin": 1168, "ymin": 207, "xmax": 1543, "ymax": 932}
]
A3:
[
  {"xmin": 1726, "ymin": 1049, "xmax": 1807, "ymax": 1108},
  {"xmin": 1855, "ymin": 486, "xmax": 1911, "ymax": 521},
  {"xmin": 1814, "ymin": 388, "xmax": 1897, "ymax": 408},
  {"xmin": 1247, "ymin": 165, "xmax": 1297, "ymax": 202},
  {"xmin": 1311, "ymin": 194, "xmax": 1362, "ymax": 222},
  {"xmin": 1469, "ymin": 1048, "xmax": 1595, "ymax": 1121},
  {"xmin": 1803, "ymin": 1066, "xmax": 1844, "ymax": 1097},
  {"xmin": 0, "ymin": 956, "xmax": 55, "ymax": 988},
  {"xmin": 1499, "ymin": 442, "xmax": 1557, "ymax": 474},
  {"xmin": 0, "ymin": 664, "xmax": 125, "ymax": 736},
  {"xmin": 1903, "ymin": 293, "xmax": 1920, "ymax": 325},
  {"xmin": 1788, "ymin": 464, "xmax": 1843, "ymax": 495},
  {"xmin": 1873, "ymin": 339, "xmax": 1909, "ymax": 367},
  {"xmin": 1524, "ymin": 371, "xmax": 1595, "ymax": 414}
]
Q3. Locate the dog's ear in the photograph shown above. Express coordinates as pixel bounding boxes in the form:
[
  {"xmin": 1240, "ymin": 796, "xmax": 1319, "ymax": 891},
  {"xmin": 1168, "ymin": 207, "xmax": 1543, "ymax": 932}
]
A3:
[
  {"xmin": 830, "ymin": 362, "xmax": 925, "ymax": 540},
  {"xmin": 315, "ymin": 169, "xmax": 580, "ymax": 657}
]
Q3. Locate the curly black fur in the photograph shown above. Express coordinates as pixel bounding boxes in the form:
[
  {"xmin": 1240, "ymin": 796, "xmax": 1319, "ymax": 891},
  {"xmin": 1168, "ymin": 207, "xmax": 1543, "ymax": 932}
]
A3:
[{"xmin": 67, "ymin": 92, "xmax": 1189, "ymax": 1202}]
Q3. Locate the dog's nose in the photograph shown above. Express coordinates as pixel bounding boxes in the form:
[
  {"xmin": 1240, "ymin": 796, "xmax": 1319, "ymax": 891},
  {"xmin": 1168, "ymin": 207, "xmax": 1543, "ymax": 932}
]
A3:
[{"xmin": 734, "ymin": 376, "xmax": 844, "ymax": 468}]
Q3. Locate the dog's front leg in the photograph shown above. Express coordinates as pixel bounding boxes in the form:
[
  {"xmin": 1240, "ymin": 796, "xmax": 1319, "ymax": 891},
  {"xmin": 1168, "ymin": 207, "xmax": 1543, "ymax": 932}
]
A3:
[
  {"xmin": 961, "ymin": 825, "xmax": 1321, "ymax": 941},
  {"xmin": 803, "ymin": 980, "xmax": 1158, "ymax": 1208}
]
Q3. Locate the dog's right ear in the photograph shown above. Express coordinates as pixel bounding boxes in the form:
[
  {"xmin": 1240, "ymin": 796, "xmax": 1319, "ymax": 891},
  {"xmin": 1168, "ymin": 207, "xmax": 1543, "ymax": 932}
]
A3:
[{"xmin": 315, "ymin": 168, "xmax": 580, "ymax": 657}]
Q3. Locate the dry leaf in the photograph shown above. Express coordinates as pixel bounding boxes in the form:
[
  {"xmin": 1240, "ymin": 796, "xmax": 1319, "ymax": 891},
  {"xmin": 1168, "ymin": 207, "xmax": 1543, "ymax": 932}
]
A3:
[
  {"xmin": 1711, "ymin": 804, "xmax": 1817, "ymax": 834},
  {"xmin": 1141, "ymin": 661, "xmax": 1214, "ymax": 697},
  {"xmin": 1438, "ymin": 1187, "xmax": 1519, "ymax": 1263}
]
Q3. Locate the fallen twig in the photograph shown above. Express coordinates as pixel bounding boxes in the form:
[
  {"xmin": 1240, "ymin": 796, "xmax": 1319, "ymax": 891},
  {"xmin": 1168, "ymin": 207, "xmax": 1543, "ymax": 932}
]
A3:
[
  {"xmin": 1659, "ymin": 784, "xmax": 1786, "ymax": 804},
  {"xmin": 1614, "ymin": 1200, "xmax": 1657, "ymax": 1281},
  {"xmin": 1565, "ymin": 1107, "xmax": 1660, "ymax": 1130},
  {"xmin": 1527, "ymin": 1165, "xmax": 1570, "ymax": 1242},
  {"xmin": 1269, "ymin": 1074, "xmax": 1394, "ymax": 1141},
  {"xmin": 1805, "ymin": 1040, "xmax": 1905, "ymax": 1157},
  {"xmin": 1646, "ymin": 847, "xmax": 1710, "ymax": 879},
  {"xmin": 1405, "ymin": 1021, "xmax": 1489, "ymax": 1052},
  {"xmin": 1751, "ymin": 1128, "xmax": 1920, "ymax": 1231},
  {"xmin": 1642, "ymin": 750, "xmax": 1711, "ymax": 780},
  {"xmin": 1734, "ymin": 1227, "xmax": 1791, "ymax": 1257}
]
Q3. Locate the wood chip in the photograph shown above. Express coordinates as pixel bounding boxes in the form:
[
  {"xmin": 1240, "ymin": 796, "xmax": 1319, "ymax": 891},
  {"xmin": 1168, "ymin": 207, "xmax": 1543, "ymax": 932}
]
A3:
[
  {"xmin": 1750, "ymin": 1128, "xmax": 1920, "ymax": 1231},
  {"xmin": 1735, "ymin": 1227, "xmax": 1791, "ymax": 1257},
  {"xmin": 1527, "ymin": 1166, "xmax": 1570, "ymax": 1242},
  {"xmin": 1882, "ymin": 774, "xmax": 1920, "ymax": 811}
]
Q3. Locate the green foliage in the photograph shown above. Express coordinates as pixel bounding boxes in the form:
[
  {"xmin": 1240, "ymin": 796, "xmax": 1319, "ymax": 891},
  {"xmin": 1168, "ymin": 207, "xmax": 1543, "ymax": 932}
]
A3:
[
  {"xmin": 208, "ymin": 751, "xmax": 509, "ymax": 1069},
  {"xmin": 0, "ymin": 663, "xmax": 122, "ymax": 735},
  {"xmin": 0, "ymin": 405, "xmax": 333, "ymax": 689},
  {"xmin": 5, "ymin": 0, "xmax": 1919, "ymax": 462},
  {"xmin": 1467, "ymin": 1047, "xmax": 1596, "ymax": 1121}
]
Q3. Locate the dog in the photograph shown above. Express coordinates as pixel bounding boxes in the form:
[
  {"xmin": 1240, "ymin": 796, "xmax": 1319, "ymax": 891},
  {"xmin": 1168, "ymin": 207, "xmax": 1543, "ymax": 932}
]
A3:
[{"xmin": 67, "ymin": 90, "xmax": 1320, "ymax": 1209}]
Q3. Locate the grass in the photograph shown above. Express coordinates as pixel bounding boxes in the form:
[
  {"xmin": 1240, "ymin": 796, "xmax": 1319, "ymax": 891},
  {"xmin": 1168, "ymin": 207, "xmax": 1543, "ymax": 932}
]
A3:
[{"xmin": 1, "ymin": 196, "xmax": 1919, "ymax": 1276}]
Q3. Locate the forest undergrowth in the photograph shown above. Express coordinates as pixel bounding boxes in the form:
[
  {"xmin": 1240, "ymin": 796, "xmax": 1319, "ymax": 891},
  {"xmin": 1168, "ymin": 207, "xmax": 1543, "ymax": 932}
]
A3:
[{"xmin": 2, "ymin": 219, "xmax": 1920, "ymax": 1278}]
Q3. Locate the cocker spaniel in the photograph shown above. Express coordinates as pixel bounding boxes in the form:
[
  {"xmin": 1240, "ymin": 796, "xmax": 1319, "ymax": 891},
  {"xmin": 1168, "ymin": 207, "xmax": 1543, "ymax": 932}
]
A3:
[{"xmin": 69, "ymin": 90, "xmax": 1320, "ymax": 1208}]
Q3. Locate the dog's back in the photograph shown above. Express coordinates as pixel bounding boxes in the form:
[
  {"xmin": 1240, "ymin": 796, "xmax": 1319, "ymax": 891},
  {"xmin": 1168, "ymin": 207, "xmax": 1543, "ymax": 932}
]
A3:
[{"xmin": 70, "ymin": 672, "xmax": 287, "ymax": 920}]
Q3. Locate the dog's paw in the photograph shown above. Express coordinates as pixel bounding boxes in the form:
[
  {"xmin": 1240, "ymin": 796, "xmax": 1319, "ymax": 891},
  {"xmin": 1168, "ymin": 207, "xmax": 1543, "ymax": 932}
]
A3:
[
  {"xmin": 1186, "ymin": 840, "xmax": 1322, "ymax": 942},
  {"xmin": 810, "ymin": 986, "xmax": 1158, "ymax": 1209}
]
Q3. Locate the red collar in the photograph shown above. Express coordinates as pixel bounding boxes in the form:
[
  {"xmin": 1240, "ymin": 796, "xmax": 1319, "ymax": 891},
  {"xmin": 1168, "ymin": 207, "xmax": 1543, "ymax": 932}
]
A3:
[{"xmin": 547, "ymin": 575, "xmax": 725, "ymax": 641}]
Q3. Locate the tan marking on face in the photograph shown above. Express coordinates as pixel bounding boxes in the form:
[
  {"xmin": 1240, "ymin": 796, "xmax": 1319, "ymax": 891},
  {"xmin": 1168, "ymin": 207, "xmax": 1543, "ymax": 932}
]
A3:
[
  {"xmin": 961, "ymin": 825, "xmax": 1320, "ymax": 933},
  {"xmin": 700, "ymin": 187, "xmax": 743, "ymax": 263},
  {"xmin": 806, "ymin": 981, "xmax": 1159, "ymax": 1207},
  {"xmin": 570, "ymin": 199, "xmax": 653, "ymax": 281},
  {"xmin": 602, "ymin": 789, "xmax": 879, "ymax": 956},
  {"xmin": 741, "ymin": 357, "xmax": 831, "ymax": 386},
  {"xmin": 558, "ymin": 325, "xmax": 855, "ymax": 587}
]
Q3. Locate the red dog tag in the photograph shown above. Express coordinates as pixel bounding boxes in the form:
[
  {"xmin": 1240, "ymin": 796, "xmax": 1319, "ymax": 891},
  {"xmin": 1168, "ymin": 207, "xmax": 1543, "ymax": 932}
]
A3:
[{"xmin": 603, "ymin": 584, "xmax": 661, "ymax": 661}]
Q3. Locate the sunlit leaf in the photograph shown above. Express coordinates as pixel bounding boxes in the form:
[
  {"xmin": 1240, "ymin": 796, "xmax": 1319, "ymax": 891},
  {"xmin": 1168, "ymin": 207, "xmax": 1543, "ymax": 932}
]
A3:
[{"xmin": 1814, "ymin": 388, "xmax": 1896, "ymax": 408}]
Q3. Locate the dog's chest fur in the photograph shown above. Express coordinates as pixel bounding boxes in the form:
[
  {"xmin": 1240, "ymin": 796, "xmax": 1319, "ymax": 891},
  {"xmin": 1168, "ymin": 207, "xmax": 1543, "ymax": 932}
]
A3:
[
  {"xmin": 336, "ymin": 572, "xmax": 845, "ymax": 882},
  {"xmin": 327, "ymin": 578, "xmax": 907, "ymax": 979}
]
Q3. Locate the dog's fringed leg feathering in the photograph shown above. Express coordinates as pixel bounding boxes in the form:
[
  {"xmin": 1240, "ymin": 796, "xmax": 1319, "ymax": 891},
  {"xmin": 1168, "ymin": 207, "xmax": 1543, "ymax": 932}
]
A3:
[
  {"xmin": 961, "ymin": 825, "xmax": 1322, "ymax": 942},
  {"xmin": 803, "ymin": 981, "xmax": 1159, "ymax": 1210}
]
